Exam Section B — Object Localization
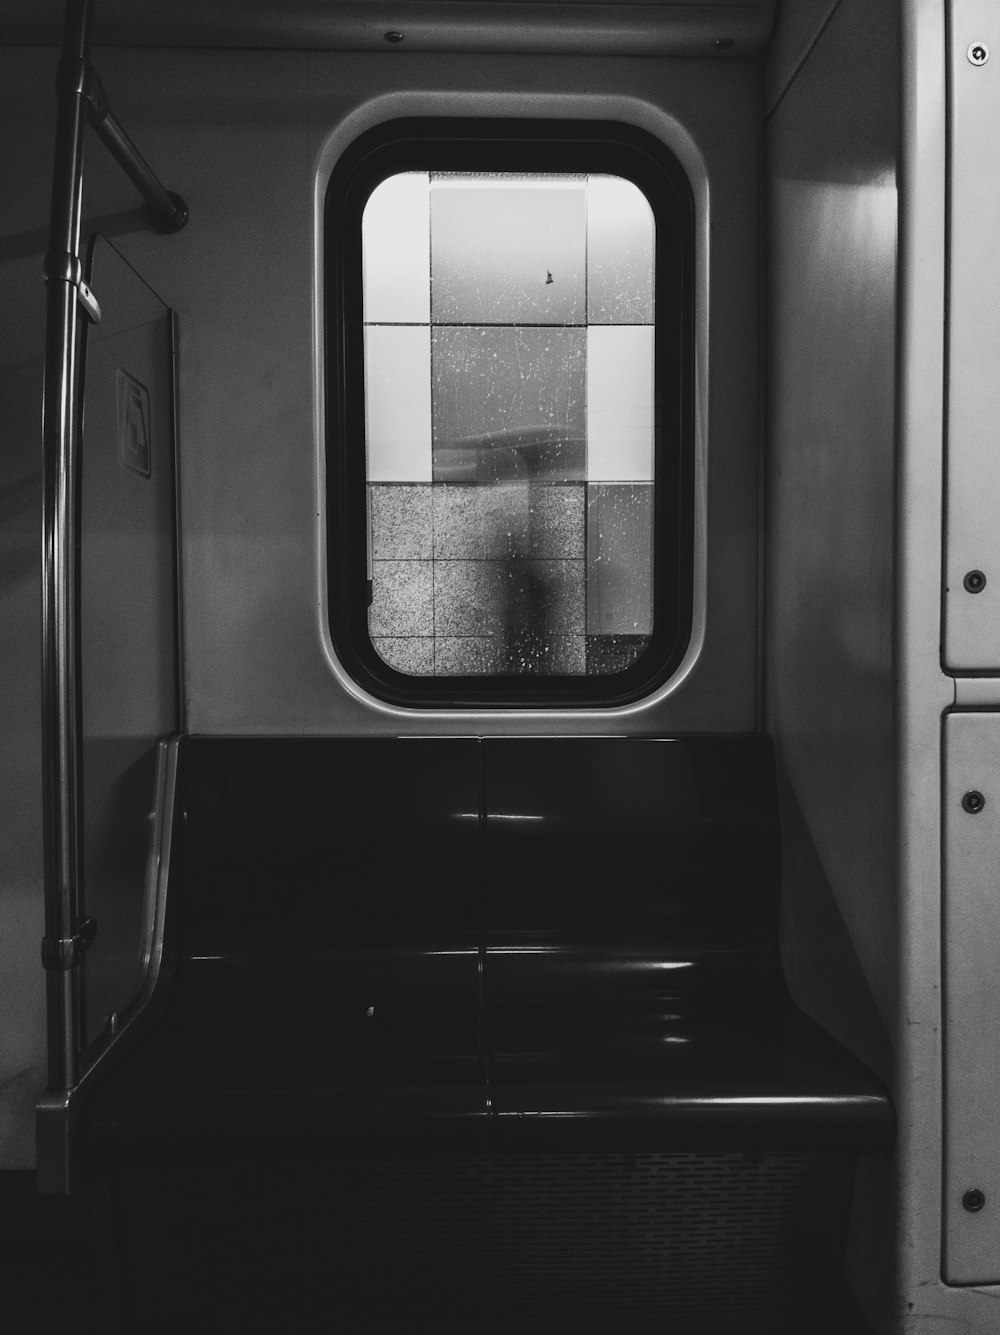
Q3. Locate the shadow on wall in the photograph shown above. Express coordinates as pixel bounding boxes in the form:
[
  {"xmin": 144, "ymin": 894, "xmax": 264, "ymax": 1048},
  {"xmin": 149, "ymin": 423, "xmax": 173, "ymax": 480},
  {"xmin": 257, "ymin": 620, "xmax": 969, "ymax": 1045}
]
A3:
[{"xmin": 775, "ymin": 758, "xmax": 893, "ymax": 1087}]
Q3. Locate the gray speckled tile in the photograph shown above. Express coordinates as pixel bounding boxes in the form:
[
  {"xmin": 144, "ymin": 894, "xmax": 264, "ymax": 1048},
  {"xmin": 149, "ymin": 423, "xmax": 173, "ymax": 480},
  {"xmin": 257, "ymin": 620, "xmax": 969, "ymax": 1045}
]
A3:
[
  {"xmin": 525, "ymin": 485, "xmax": 585, "ymax": 558},
  {"xmin": 433, "ymin": 560, "xmax": 508, "ymax": 636},
  {"xmin": 505, "ymin": 633, "xmax": 587, "ymax": 675},
  {"xmin": 505, "ymin": 558, "xmax": 586, "ymax": 633},
  {"xmin": 433, "ymin": 633, "xmax": 585, "ymax": 676},
  {"xmin": 434, "ymin": 636, "xmax": 507, "ymax": 675},
  {"xmin": 369, "ymin": 559, "xmax": 433, "ymax": 637},
  {"xmin": 433, "ymin": 557, "xmax": 585, "ymax": 638},
  {"xmin": 585, "ymin": 633, "xmax": 651, "ymax": 675},
  {"xmin": 370, "ymin": 484, "xmax": 433, "ymax": 560},
  {"xmin": 372, "ymin": 636, "xmax": 435, "ymax": 675},
  {"xmin": 432, "ymin": 482, "xmax": 584, "ymax": 561},
  {"xmin": 433, "ymin": 484, "xmax": 529, "ymax": 559}
]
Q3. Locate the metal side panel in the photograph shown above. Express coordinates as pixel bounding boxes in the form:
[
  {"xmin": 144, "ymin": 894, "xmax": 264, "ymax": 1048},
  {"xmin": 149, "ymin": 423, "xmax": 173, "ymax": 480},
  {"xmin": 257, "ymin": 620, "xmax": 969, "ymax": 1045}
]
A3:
[
  {"xmin": 944, "ymin": 0, "xmax": 1000, "ymax": 669},
  {"xmin": 943, "ymin": 710, "xmax": 1000, "ymax": 1283},
  {"xmin": 78, "ymin": 235, "xmax": 180, "ymax": 1048},
  {"xmin": 764, "ymin": 0, "xmax": 840, "ymax": 115}
]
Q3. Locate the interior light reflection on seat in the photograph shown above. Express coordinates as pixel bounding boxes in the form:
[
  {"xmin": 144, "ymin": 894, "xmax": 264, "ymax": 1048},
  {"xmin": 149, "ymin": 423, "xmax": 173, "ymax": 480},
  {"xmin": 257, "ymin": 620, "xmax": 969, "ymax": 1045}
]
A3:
[{"xmin": 450, "ymin": 811, "xmax": 546, "ymax": 821}]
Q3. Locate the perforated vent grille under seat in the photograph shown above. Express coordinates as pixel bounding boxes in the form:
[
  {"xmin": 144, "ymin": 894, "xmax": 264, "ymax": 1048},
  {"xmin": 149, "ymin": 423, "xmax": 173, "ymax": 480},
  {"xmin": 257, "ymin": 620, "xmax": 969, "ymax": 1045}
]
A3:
[{"xmin": 113, "ymin": 1150, "xmax": 851, "ymax": 1333}]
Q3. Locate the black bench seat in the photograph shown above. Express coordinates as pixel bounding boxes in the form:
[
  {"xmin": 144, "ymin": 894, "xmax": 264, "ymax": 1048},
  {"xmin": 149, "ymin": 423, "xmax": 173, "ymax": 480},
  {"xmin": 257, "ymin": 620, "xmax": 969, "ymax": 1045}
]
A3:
[
  {"xmin": 77, "ymin": 736, "xmax": 892, "ymax": 1333},
  {"xmin": 80, "ymin": 736, "xmax": 893, "ymax": 1157}
]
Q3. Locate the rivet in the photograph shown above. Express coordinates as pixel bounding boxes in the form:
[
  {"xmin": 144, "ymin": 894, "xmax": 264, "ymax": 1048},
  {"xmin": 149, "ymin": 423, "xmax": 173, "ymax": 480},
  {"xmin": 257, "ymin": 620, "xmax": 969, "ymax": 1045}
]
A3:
[
  {"xmin": 384, "ymin": 31, "xmax": 404, "ymax": 43},
  {"xmin": 964, "ymin": 569, "xmax": 987, "ymax": 594},
  {"xmin": 962, "ymin": 790, "xmax": 986, "ymax": 814},
  {"xmin": 968, "ymin": 42, "xmax": 990, "ymax": 66},
  {"xmin": 964, "ymin": 1188, "xmax": 986, "ymax": 1212}
]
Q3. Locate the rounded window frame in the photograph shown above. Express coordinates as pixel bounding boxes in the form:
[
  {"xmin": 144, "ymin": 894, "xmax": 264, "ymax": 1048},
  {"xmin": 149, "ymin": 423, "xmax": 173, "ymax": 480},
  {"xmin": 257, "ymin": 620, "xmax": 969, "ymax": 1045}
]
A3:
[{"xmin": 325, "ymin": 117, "xmax": 695, "ymax": 709}]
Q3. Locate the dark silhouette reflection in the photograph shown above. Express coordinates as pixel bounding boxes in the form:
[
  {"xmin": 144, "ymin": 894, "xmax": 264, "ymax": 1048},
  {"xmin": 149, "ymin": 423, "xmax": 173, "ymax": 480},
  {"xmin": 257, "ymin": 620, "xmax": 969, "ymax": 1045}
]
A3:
[
  {"xmin": 496, "ymin": 433, "xmax": 576, "ymax": 676},
  {"xmin": 503, "ymin": 548, "xmax": 552, "ymax": 674},
  {"xmin": 435, "ymin": 426, "xmax": 584, "ymax": 676}
]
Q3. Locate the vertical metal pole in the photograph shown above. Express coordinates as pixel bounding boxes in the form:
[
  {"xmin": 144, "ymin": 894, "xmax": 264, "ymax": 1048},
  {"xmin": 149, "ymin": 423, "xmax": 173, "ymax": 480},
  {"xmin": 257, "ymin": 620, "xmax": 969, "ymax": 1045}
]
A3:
[{"xmin": 41, "ymin": 0, "xmax": 93, "ymax": 1094}]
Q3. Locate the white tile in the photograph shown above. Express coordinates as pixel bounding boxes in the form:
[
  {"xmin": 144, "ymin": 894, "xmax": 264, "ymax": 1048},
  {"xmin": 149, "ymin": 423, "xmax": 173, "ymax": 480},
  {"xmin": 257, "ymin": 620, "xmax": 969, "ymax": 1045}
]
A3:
[
  {"xmin": 586, "ymin": 326, "xmax": 655, "ymax": 482},
  {"xmin": 363, "ymin": 173, "xmax": 430, "ymax": 324},
  {"xmin": 586, "ymin": 175, "xmax": 655, "ymax": 325},
  {"xmin": 365, "ymin": 325, "xmax": 432, "ymax": 481}
]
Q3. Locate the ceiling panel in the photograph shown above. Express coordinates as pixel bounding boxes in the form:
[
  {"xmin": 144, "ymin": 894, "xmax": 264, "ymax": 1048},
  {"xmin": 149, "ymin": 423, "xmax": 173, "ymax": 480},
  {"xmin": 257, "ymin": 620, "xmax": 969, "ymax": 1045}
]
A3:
[{"xmin": 1, "ymin": 1, "xmax": 777, "ymax": 56}]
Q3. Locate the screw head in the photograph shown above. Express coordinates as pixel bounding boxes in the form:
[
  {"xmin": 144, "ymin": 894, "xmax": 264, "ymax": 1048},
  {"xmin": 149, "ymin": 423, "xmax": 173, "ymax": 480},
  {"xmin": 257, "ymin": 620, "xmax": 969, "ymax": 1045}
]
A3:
[
  {"xmin": 384, "ymin": 30, "xmax": 404, "ymax": 43},
  {"xmin": 713, "ymin": 37, "xmax": 734, "ymax": 50},
  {"xmin": 964, "ymin": 1188, "xmax": 986, "ymax": 1212},
  {"xmin": 964, "ymin": 569, "xmax": 987, "ymax": 594},
  {"xmin": 969, "ymin": 42, "xmax": 990, "ymax": 66},
  {"xmin": 962, "ymin": 790, "xmax": 986, "ymax": 814}
]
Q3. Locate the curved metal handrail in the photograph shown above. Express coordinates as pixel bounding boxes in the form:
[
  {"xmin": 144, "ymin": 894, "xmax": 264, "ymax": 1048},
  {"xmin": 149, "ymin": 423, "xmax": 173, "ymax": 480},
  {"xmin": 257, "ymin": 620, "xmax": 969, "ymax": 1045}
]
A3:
[
  {"xmin": 40, "ymin": 0, "xmax": 187, "ymax": 1105},
  {"xmin": 41, "ymin": 0, "xmax": 92, "ymax": 1096}
]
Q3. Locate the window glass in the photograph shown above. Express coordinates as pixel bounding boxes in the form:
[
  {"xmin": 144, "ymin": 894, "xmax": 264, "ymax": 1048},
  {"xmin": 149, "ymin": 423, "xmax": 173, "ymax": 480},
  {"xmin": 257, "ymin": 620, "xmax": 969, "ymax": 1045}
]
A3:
[{"xmin": 362, "ymin": 171, "xmax": 655, "ymax": 678}]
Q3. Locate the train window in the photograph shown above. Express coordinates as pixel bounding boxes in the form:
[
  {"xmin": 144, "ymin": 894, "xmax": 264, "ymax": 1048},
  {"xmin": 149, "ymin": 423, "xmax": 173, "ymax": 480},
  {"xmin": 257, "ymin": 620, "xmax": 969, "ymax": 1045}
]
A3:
[{"xmin": 325, "ymin": 120, "xmax": 693, "ymax": 707}]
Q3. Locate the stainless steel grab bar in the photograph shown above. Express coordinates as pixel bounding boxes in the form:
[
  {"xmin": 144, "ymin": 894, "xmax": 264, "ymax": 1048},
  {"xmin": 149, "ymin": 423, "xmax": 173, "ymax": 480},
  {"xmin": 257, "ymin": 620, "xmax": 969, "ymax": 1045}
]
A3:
[{"xmin": 40, "ymin": 0, "xmax": 187, "ymax": 1109}]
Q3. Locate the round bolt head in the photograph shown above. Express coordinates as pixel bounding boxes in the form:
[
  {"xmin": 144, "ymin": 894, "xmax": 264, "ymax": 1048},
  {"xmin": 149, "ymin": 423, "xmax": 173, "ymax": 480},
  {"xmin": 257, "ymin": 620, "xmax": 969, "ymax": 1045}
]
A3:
[
  {"xmin": 964, "ymin": 1188, "xmax": 986, "ymax": 1213},
  {"xmin": 964, "ymin": 569, "xmax": 987, "ymax": 594},
  {"xmin": 969, "ymin": 42, "xmax": 990, "ymax": 66},
  {"xmin": 962, "ymin": 790, "xmax": 986, "ymax": 814}
]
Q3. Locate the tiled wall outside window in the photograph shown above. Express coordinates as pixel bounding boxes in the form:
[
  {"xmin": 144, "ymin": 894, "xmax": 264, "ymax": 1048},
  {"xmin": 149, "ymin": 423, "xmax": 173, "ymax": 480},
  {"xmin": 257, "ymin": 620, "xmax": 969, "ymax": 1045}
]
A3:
[{"xmin": 363, "ymin": 172, "xmax": 654, "ymax": 676}]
